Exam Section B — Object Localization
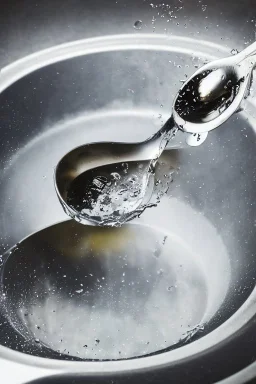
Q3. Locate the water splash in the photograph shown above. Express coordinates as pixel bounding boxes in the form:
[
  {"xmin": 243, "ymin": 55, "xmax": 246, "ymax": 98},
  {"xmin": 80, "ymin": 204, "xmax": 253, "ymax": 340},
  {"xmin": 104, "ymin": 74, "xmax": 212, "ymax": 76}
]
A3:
[{"xmin": 181, "ymin": 323, "xmax": 205, "ymax": 343}]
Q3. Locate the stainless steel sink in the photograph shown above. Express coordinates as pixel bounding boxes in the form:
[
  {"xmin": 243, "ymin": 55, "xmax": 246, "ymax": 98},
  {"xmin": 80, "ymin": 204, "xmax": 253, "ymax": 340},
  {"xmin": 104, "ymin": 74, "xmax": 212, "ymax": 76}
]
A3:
[{"xmin": 0, "ymin": 1, "xmax": 255, "ymax": 383}]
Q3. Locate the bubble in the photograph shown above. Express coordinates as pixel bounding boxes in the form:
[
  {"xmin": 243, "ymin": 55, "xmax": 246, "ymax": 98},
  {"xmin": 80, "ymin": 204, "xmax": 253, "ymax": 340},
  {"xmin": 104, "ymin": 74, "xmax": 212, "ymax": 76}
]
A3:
[{"xmin": 134, "ymin": 20, "xmax": 142, "ymax": 29}]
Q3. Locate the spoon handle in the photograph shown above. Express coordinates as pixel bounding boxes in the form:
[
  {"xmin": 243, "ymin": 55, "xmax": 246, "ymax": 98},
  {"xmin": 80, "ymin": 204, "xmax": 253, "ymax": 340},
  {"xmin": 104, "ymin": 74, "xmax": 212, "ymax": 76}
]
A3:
[
  {"xmin": 145, "ymin": 116, "xmax": 178, "ymax": 159},
  {"xmin": 153, "ymin": 116, "xmax": 207, "ymax": 150}
]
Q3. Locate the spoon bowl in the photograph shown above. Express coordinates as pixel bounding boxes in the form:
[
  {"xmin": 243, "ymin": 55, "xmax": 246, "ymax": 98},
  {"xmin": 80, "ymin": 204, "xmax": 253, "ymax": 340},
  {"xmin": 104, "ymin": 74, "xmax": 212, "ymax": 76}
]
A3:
[
  {"xmin": 55, "ymin": 117, "xmax": 200, "ymax": 226},
  {"xmin": 173, "ymin": 46, "xmax": 256, "ymax": 133},
  {"xmin": 55, "ymin": 140, "xmax": 157, "ymax": 226}
]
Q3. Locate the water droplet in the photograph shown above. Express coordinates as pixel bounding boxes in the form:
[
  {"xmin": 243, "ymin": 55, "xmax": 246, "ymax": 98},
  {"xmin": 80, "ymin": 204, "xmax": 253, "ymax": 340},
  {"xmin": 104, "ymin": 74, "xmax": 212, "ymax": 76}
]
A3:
[
  {"xmin": 128, "ymin": 175, "xmax": 138, "ymax": 184},
  {"xmin": 219, "ymin": 104, "xmax": 227, "ymax": 114},
  {"xmin": 134, "ymin": 20, "xmax": 142, "ymax": 29},
  {"xmin": 153, "ymin": 247, "xmax": 161, "ymax": 258},
  {"xmin": 162, "ymin": 235, "xmax": 167, "ymax": 244},
  {"xmin": 231, "ymin": 48, "xmax": 239, "ymax": 55},
  {"xmin": 111, "ymin": 172, "xmax": 121, "ymax": 180}
]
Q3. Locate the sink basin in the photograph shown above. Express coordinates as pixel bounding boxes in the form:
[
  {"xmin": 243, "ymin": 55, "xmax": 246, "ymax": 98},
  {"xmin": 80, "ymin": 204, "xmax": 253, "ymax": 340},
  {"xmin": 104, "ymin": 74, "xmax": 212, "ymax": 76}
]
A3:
[{"xmin": 0, "ymin": 1, "xmax": 255, "ymax": 383}]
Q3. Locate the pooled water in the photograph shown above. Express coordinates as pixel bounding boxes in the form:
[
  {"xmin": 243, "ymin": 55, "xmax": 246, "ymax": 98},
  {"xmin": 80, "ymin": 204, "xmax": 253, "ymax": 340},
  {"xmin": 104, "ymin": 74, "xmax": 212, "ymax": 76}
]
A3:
[
  {"xmin": 181, "ymin": 323, "xmax": 205, "ymax": 343},
  {"xmin": 2, "ymin": 222, "xmax": 209, "ymax": 359}
]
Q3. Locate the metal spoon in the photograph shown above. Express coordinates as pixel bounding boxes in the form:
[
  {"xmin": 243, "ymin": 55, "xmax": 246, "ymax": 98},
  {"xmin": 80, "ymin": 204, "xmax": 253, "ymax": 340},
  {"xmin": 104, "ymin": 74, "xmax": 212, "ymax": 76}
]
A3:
[
  {"xmin": 55, "ymin": 117, "xmax": 183, "ymax": 226},
  {"xmin": 55, "ymin": 42, "xmax": 256, "ymax": 226}
]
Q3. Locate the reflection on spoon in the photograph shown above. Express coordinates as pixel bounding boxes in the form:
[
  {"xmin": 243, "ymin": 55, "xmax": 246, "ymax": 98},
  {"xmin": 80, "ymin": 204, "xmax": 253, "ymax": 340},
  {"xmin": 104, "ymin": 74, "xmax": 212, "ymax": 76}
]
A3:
[
  {"xmin": 55, "ymin": 117, "xmax": 179, "ymax": 226},
  {"xmin": 173, "ymin": 42, "xmax": 256, "ymax": 133}
]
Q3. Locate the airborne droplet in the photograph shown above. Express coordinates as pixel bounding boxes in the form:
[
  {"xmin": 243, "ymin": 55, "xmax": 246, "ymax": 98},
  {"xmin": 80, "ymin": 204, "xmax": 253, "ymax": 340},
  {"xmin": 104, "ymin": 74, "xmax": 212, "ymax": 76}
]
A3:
[{"xmin": 134, "ymin": 20, "xmax": 143, "ymax": 30}]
